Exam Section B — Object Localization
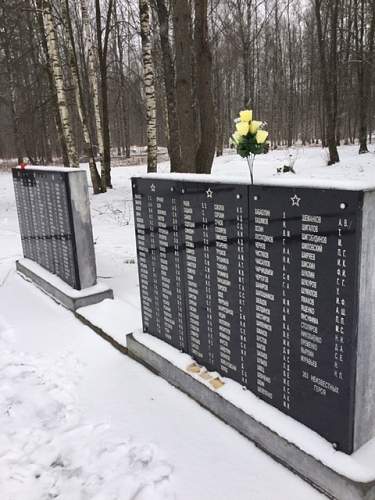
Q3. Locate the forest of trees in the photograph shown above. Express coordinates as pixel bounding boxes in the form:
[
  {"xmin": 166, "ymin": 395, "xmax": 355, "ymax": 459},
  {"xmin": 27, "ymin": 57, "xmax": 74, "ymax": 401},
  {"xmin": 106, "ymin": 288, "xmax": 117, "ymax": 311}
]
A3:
[{"xmin": 0, "ymin": 0, "xmax": 375, "ymax": 189}]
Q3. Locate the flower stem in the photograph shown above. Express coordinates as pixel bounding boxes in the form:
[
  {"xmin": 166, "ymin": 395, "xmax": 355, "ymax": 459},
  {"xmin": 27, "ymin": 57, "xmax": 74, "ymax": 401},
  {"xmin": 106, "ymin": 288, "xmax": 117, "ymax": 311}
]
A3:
[{"xmin": 246, "ymin": 154, "xmax": 255, "ymax": 184}]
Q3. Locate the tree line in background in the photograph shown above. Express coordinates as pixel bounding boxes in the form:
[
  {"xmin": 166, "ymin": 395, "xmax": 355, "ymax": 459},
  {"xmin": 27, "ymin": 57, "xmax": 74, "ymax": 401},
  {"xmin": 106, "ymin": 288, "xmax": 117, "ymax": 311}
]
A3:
[{"xmin": 0, "ymin": 0, "xmax": 375, "ymax": 191}]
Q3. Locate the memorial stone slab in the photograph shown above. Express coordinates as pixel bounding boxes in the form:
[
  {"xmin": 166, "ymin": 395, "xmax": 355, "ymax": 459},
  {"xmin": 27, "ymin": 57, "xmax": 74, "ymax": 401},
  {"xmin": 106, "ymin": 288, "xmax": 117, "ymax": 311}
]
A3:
[
  {"xmin": 181, "ymin": 181, "xmax": 251, "ymax": 383},
  {"xmin": 13, "ymin": 167, "xmax": 113, "ymax": 311},
  {"xmin": 180, "ymin": 181, "xmax": 218, "ymax": 370},
  {"xmin": 248, "ymin": 186, "xmax": 362, "ymax": 454},
  {"xmin": 14, "ymin": 169, "xmax": 75, "ymax": 287},
  {"xmin": 132, "ymin": 176, "xmax": 375, "ymax": 456},
  {"xmin": 132, "ymin": 177, "xmax": 187, "ymax": 351}
]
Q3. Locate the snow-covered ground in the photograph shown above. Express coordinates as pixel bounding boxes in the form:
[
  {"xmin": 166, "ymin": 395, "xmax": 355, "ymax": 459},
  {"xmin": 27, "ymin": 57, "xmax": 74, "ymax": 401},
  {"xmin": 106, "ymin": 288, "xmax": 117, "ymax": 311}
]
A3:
[{"xmin": 1, "ymin": 145, "xmax": 375, "ymax": 499}]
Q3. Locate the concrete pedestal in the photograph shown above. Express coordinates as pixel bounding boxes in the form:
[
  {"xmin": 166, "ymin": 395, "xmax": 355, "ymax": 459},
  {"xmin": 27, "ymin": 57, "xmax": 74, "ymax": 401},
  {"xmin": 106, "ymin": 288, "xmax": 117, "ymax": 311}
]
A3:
[{"xmin": 17, "ymin": 259, "xmax": 113, "ymax": 311}]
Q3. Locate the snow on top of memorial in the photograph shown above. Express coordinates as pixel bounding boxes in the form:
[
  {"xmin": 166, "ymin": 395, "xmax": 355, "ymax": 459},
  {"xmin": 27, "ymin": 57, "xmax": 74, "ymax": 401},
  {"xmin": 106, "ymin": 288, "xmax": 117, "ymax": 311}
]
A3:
[
  {"xmin": 14, "ymin": 165, "xmax": 87, "ymax": 173},
  {"xmin": 133, "ymin": 145, "xmax": 375, "ymax": 191}
]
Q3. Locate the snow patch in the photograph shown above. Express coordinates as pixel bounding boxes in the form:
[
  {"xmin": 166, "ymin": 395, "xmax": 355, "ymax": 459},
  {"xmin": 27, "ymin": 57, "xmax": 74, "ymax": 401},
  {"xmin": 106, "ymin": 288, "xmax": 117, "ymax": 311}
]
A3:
[
  {"xmin": 14, "ymin": 165, "xmax": 87, "ymax": 174},
  {"xmin": 77, "ymin": 298, "xmax": 142, "ymax": 347},
  {"xmin": 0, "ymin": 320, "xmax": 175, "ymax": 500}
]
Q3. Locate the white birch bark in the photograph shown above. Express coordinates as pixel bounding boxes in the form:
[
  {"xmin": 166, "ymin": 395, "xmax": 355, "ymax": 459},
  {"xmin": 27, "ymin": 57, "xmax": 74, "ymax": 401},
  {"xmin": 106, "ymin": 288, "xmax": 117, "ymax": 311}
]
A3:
[
  {"xmin": 80, "ymin": 0, "xmax": 104, "ymax": 162},
  {"xmin": 62, "ymin": 0, "xmax": 102, "ymax": 193},
  {"xmin": 139, "ymin": 0, "xmax": 157, "ymax": 172},
  {"xmin": 63, "ymin": 24, "xmax": 89, "ymax": 147},
  {"xmin": 41, "ymin": 0, "xmax": 78, "ymax": 167}
]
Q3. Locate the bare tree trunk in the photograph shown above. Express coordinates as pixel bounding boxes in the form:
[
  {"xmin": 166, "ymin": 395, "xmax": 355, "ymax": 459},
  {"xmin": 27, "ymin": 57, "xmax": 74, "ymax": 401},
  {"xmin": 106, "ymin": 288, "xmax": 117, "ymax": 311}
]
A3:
[
  {"xmin": 286, "ymin": 2, "xmax": 294, "ymax": 147},
  {"xmin": 173, "ymin": 0, "xmax": 196, "ymax": 172},
  {"xmin": 114, "ymin": 2, "xmax": 130, "ymax": 159},
  {"xmin": 328, "ymin": 0, "xmax": 340, "ymax": 163},
  {"xmin": 80, "ymin": 0, "xmax": 104, "ymax": 171},
  {"xmin": 1, "ymin": 42, "xmax": 23, "ymax": 163},
  {"xmin": 35, "ymin": 1, "xmax": 70, "ymax": 166},
  {"xmin": 155, "ymin": 0, "xmax": 181, "ymax": 171},
  {"xmin": 243, "ymin": 1, "xmax": 253, "ymax": 107},
  {"xmin": 194, "ymin": 0, "xmax": 216, "ymax": 173},
  {"xmin": 0, "ymin": 4, "xmax": 23, "ymax": 162},
  {"xmin": 139, "ymin": 0, "xmax": 158, "ymax": 172},
  {"xmin": 314, "ymin": 0, "xmax": 340, "ymax": 164},
  {"xmin": 24, "ymin": 6, "xmax": 52, "ymax": 164},
  {"xmin": 40, "ymin": 0, "xmax": 78, "ymax": 168},
  {"xmin": 95, "ymin": 0, "xmax": 113, "ymax": 189},
  {"xmin": 214, "ymin": 66, "xmax": 224, "ymax": 156},
  {"xmin": 80, "ymin": 0, "xmax": 105, "ymax": 178},
  {"xmin": 357, "ymin": 0, "xmax": 375, "ymax": 154},
  {"xmin": 62, "ymin": 0, "xmax": 102, "ymax": 193}
]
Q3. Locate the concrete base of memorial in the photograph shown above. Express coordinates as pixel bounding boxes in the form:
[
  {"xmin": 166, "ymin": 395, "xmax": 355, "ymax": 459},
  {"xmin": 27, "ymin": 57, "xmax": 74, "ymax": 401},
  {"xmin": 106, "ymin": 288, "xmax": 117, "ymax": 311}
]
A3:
[
  {"xmin": 127, "ymin": 331, "xmax": 375, "ymax": 500},
  {"xmin": 16, "ymin": 258, "xmax": 113, "ymax": 311}
]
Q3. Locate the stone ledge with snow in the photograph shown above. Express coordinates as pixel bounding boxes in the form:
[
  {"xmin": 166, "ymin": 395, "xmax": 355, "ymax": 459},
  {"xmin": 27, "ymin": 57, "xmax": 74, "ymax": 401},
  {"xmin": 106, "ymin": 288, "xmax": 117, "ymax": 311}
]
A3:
[
  {"xmin": 128, "ymin": 330, "xmax": 375, "ymax": 500},
  {"xmin": 16, "ymin": 258, "xmax": 114, "ymax": 311},
  {"xmin": 76, "ymin": 298, "xmax": 141, "ymax": 351}
]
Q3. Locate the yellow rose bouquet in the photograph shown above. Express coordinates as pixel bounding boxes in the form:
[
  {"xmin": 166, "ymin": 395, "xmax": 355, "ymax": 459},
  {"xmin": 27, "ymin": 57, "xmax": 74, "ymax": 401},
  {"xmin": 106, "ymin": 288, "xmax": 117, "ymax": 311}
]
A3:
[{"xmin": 230, "ymin": 109, "xmax": 269, "ymax": 183}]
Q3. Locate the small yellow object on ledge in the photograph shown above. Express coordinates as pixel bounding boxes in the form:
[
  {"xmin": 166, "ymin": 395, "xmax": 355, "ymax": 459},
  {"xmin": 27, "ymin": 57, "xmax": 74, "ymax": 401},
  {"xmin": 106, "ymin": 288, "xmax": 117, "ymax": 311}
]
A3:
[
  {"xmin": 186, "ymin": 362, "xmax": 201, "ymax": 374},
  {"xmin": 209, "ymin": 377, "xmax": 225, "ymax": 390},
  {"xmin": 199, "ymin": 370, "xmax": 213, "ymax": 381}
]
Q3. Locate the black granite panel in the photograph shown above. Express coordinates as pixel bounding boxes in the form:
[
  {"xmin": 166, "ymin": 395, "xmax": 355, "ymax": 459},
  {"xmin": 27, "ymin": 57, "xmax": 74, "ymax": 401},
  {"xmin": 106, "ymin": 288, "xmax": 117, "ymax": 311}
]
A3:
[
  {"xmin": 181, "ymin": 182, "xmax": 251, "ymax": 383},
  {"xmin": 180, "ymin": 182, "xmax": 217, "ymax": 369},
  {"xmin": 248, "ymin": 186, "xmax": 362, "ymax": 453},
  {"xmin": 12, "ymin": 169, "xmax": 79, "ymax": 289},
  {"xmin": 132, "ymin": 178, "xmax": 187, "ymax": 350},
  {"xmin": 131, "ymin": 177, "xmax": 363, "ymax": 454}
]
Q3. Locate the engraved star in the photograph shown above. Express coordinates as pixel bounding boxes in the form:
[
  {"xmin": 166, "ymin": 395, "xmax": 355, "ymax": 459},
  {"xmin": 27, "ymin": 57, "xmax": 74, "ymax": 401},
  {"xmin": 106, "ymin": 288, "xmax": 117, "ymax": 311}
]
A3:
[
  {"xmin": 206, "ymin": 188, "xmax": 213, "ymax": 198},
  {"xmin": 290, "ymin": 194, "xmax": 301, "ymax": 207},
  {"xmin": 150, "ymin": 183, "xmax": 156, "ymax": 192}
]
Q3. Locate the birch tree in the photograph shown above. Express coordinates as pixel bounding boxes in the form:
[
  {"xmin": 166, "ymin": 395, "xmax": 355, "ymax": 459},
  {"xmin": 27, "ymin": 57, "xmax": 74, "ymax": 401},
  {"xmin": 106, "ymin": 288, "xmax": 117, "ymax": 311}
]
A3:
[
  {"xmin": 39, "ymin": 0, "xmax": 79, "ymax": 168},
  {"xmin": 34, "ymin": 1, "xmax": 70, "ymax": 167},
  {"xmin": 80, "ymin": 0, "xmax": 104, "ymax": 170},
  {"xmin": 139, "ymin": 0, "xmax": 158, "ymax": 172},
  {"xmin": 62, "ymin": 0, "xmax": 102, "ymax": 193}
]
